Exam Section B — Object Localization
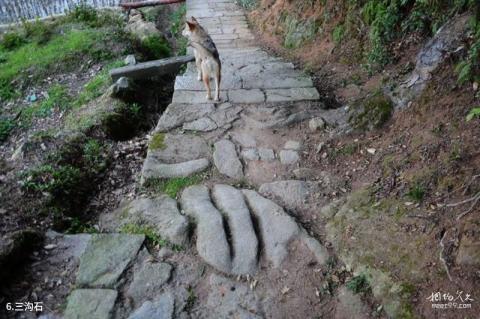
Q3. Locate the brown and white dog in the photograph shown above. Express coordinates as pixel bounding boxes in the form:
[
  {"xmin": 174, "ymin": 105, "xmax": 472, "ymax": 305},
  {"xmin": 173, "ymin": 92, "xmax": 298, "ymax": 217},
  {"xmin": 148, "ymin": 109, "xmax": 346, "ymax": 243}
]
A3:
[{"xmin": 182, "ymin": 17, "xmax": 222, "ymax": 101}]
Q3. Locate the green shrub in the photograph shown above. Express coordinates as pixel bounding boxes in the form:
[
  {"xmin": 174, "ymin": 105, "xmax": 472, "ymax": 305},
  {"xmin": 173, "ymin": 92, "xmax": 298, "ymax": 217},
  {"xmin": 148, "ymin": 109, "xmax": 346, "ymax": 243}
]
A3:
[
  {"xmin": 1, "ymin": 31, "xmax": 26, "ymax": 50},
  {"xmin": 23, "ymin": 164, "xmax": 83, "ymax": 195},
  {"xmin": 346, "ymin": 274, "xmax": 370, "ymax": 294},
  {"xmin": 141, "ymin": 35, "xmax": 171, "ymax": 59},
  {"xmin": 407, "ymin": 184, "xmax": 425, "ymax": 202},
  {"xmin": 22, "ymin": 19, "xmax": 53, "ymax": 44},
  {"xmin": 0, "ymin": 118, "xmax": 15, "ymax": 142},
  {"xmin": 66, "ymin": 4, "xmax": 99, "ymax": 26},
  {"xmin": 456, "ymin": 17, "xmax": 480, "ymax": 84},
  {"xmin": 235, "ymin": 0, "xmax": 257, "ymax": 10}
]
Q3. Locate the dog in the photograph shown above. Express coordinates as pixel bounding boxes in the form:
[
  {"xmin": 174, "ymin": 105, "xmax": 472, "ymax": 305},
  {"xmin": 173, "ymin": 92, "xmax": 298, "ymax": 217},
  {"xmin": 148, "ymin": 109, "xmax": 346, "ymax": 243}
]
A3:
[{"xmin": 182, "ymin": 17, "xmax": 222, "ymax": 101}]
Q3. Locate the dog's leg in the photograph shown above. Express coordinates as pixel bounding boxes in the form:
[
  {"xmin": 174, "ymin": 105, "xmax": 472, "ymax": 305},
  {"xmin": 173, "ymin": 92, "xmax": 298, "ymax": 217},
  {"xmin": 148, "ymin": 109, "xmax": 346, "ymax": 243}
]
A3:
[
  {"xmin": 203, "ymin": 72, "xmax": 212, "ymax": 100},
  {"xmin": 214, "ymin": 67, "xmax": 221, "ymax": 101},
  {"xmin": 194, "ymin": 50, "xmax": 202, "ymax": 81}
]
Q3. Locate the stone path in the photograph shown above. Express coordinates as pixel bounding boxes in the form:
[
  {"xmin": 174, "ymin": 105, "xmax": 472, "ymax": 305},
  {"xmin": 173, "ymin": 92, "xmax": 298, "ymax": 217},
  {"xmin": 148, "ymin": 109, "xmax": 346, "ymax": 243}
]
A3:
[{"xmin": 38, "ymin": 1, "xmax": 371, "ymax": 318}]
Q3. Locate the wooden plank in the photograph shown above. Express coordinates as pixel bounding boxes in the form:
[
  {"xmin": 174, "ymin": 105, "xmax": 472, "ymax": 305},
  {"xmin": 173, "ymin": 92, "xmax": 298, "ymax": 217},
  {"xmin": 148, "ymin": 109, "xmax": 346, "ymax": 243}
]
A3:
[
  {"xmin": 120, "ymin": 0, "xmax": 185, "ymax": 9},
  {"xmin": 110, "ymin": 55, "xmax": 195, "ymax": 81}
]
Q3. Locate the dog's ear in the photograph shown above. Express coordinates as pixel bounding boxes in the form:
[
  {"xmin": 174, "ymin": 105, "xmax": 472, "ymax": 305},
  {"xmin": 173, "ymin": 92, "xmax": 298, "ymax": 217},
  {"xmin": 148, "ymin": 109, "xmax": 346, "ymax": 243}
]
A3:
[
  {"xmin": 186, "ymin": 20, "xmax": 196, "ymax": 30},
  {"xmin": 191, "ymin": 16, "xmax": 198, "ymax": 23}
]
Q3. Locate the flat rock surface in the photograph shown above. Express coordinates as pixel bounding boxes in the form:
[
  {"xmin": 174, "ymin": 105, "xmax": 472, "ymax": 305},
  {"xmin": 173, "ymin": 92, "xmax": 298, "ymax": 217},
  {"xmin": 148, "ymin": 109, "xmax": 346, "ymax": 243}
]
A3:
[
  {"xmin": 64, "ymin": 289, "xmax": 117, "ymax": 319},
  {"xmin": 76, "ymin": 234, "xmax": 144, "ymax": 288},
  {"xmin": 127, "ymin": 249, "xmax": 172, "ymax": 305},
  {"xmin": 128, "ymin": 292, "xmax": 174, "ymax": 319},
  {"xmin": 100, "ymin": 195, "xmax": 189, "ymax": 245},
  {"xmin": 146, "ymin": 134, "xmax": 210, "ymax": 164}
]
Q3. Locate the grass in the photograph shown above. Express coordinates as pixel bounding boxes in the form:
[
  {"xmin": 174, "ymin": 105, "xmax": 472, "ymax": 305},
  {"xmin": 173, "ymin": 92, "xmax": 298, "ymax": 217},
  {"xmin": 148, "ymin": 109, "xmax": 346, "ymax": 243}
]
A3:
[
  {"xmin": 36, "ymin": 84, "xmax": 72, "ymax": 117},
  {"xmin": 119, "ymin": 223, "xmax": 183, "ymax": 251},
  {"xmin": 144, "ymin": 174, "xmax": 204, "ymax": 198},
  {"xmin": 407, "ymin": 184, "xmax": 425, "ymax": 202}
]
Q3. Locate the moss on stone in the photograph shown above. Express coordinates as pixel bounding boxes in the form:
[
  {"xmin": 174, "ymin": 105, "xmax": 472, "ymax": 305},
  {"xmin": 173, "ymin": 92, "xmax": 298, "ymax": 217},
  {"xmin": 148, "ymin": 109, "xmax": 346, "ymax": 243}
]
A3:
[
  {"xmin": 348, "ymin": 92, "xmax": 393, "ymax": 131},
  {"xmin": 149, "ymin": 132, "xmax": 166, "ymax": 150}
]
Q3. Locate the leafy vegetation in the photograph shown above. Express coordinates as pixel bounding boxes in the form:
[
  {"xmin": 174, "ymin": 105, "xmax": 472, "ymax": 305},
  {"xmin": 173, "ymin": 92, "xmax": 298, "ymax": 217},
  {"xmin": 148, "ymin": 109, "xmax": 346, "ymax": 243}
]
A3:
[
  {"xmin": 21, "ymin": 136, "xmax": 109, "ymax": 216},
  {"xmin": 0, "ymin": 118, "xmax": 15, "ymax": 142},
  {"xmin": 466, "ymin": 107, "xmax": 480, "ymax": 121},
  {"xmin": 170, "ymin": 4, "xmax": 188, "ymax": 55},
  {"xmin": 456, "ymin": 15, "xmax": 480, "ymax": 84},
  {"xmin": 140, "ymin": 35, "xmax": 171, "ymax": 60}
]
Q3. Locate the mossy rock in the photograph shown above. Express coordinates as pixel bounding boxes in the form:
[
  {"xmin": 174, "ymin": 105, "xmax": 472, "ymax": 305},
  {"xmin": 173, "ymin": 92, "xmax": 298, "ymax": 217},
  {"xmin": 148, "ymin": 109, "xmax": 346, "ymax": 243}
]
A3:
[
  {"xmin": 283, "ymin": 16, "xmax": 318, "ymax": 49},
  {"xmin": 149, "ymin": 132, "xmax": 166, "ymax": 150},
  {"xmin": 348, "ymin": 92, "xmax": 393, "ymax": 131},
  {"xmin": 324, "ymin": 188, "xmax": 431, "ymax": 318}
]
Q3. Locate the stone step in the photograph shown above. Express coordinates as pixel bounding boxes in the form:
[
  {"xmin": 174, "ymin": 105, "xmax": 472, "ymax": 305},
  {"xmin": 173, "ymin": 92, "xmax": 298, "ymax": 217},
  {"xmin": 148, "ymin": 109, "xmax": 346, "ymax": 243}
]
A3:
[
  {"xmin": 171, "ymin": 87, "xmax": 319, "ymax": 104},
  {"xmin": 76, "ymin": 234, "xmax": 145, "ymax": 288},
  {"xmin": 141, "ymin": 158, "xmax": 210, "ymax": 181}
]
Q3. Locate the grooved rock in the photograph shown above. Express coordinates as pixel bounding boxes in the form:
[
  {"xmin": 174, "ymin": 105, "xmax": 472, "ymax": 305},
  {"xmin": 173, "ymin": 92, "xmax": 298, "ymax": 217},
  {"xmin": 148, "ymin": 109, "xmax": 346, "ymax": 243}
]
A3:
[
  {"xmin": 64, "ymin": 289, "xmax": 117, "ymax": 319},
  {"xmin": 76, "ymin": 234, "xmax": 144, "ymax": 288},
  {"xmin": 100, "ymin": 195, "xmax": 189, "ymax": 245},
  {"xmin": 213, "ymin": 139, "xmax": 244, "ymax": 179},
  {"xmin": 128, "ymin": 292, "xmax": 174, "ymax": 319},
  {"xmin": 181, "ymin": 185, "xmax": 232, "ymax": 273},
  {"xmin": 142, "ymin": 158, "xmax": 210, "ymax": 181},
  {"xmin": 127, "ymin": 249, "xmax": 172, "ymax": 306},
  {"xmin": 242, "ymin": 190, "xmax": 299, "ymax": 267},
  {"xmin": 212, "ymin": 184, "xmax": 258, "ymax": 274}
]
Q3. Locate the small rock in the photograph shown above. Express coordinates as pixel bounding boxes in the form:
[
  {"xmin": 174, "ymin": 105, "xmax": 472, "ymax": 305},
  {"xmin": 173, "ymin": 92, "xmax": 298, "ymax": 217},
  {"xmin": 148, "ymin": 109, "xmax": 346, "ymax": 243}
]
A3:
[
  {"xmin": 315, "ymin": 142, "xmax": 324, "ymax": 154},
  {"xmin": 125, "ymin": 54, "xmax": 136, "ymax": 65},
  {"xmin": 308, "ymin": 117, "xmax": 326, "ymax": 132},
  {"xmin": 366, "ymin": 148, "xmax": 376, "ymax": 155},
  {"xmin": 241, "ymin": 148, "xmax": 260, "ymax": 161},
  {"xmin": 258, "ymin": 148, "xmax": 275, "ymax": 161},
  {"xmin": 44, "ymin": 244, "xmax": 57, "ymax": 250}
]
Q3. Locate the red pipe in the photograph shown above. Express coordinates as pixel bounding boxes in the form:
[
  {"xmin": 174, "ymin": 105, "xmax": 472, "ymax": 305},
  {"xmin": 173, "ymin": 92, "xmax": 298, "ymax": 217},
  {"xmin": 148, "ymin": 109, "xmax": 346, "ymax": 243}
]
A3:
[{"xmin": 120, "ymin": 0, "xmax": 185, "ymax": 9}]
